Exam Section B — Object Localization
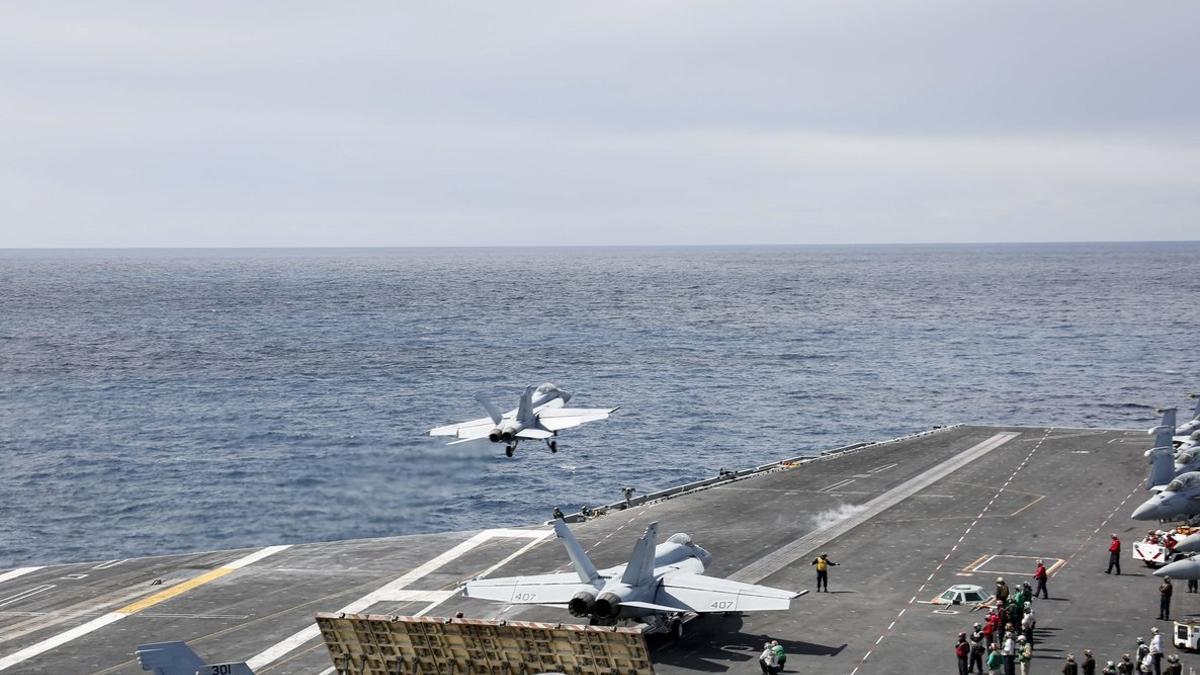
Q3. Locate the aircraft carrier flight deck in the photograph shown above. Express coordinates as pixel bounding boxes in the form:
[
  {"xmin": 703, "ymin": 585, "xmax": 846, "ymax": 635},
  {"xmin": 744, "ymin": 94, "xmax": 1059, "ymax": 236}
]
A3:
[{"xmin": 0, "ymin": 425, "xmax": 1178, "ymax": 674}]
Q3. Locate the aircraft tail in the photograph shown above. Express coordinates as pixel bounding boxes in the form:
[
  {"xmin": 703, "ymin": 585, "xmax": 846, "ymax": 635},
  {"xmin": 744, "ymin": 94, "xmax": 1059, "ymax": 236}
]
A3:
[
  {"xmin": 517, "ymin": 385, "xmax": 537, "ymax": 426},
  {"xmin": 554, "ymin": 518, "xmax": 599, "ymax": 583},
  {"xmin": 136, "ymin": 642, "xmax": 203, "ymax": 675},
  {"xmin": 136, "ymin": 641, "xmax": 254, "ymax": 675},
  {"xmin": 474, "ymin": 391, "xmax": 504, "ymax": 425},
  {"xmin": 1148, "ymin": 447, "xmax": 1176, "ymax": 490},
  {"xmin": 620, "ymin": 522, "xmax": 659, "ymax": 586},
  {"xmin": 1151, "ymin": 408, "xmax": 1178, "ymax": 447}
]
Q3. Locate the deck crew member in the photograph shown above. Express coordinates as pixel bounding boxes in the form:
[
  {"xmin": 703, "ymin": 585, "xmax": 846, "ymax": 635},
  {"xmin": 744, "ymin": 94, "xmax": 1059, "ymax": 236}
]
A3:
[
  {"xmin": 1158, "ymin": 577, "xmax": 1173, "ymax": 621},
  {"xmin": 1003, "ymin": 631, "xmax": 1017, "ymax": 675},
  {"xmin": 957, "ymin": 632, "xmax": 971, "ymax": 675},
  {"xmin": 1017, "ymin": 635, "xmax": 1032, "ymax": 675},
  {"xmin": 1107, "ymin": 535, "xmax": 1122, "ymax": 575},
  {"xmin": 1149, "ymin": 627, "xmax": 1164, "ymax": 675},
  {"xmin": 1063, "ymin": 654, "xmax": 1078, "ymax": 675},
  {"xmin": 996, "ymin": 577, "xmax": 1011, "ymax": 605},
  {"xmin": 810, "ymin": 552, "xmax": 838, "ymax": 592},
  {"xmin": 1033, "ymin": 559, "xmax": 1049, "ymax": 599},
  {"xmin": 970, "ymin": 623, "xmax": 986, "ymax": 674},
  {"xmin": 1081, "ymin": 650, "xmax": 1095, "ymax": 675}
]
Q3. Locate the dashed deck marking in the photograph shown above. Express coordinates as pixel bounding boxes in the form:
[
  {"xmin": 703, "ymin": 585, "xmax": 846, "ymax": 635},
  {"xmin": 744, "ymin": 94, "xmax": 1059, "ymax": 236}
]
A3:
[
  {"xmin": 730, "ymin": 432, "xmax": 1020, "ymax": 585},
  {"xmin": 852, "ymin": 428, "xmax": 1048, "ymax": 672},
  {"xmin": 0, "ymin": 546, "xmax": 290, "ymax": 672}
]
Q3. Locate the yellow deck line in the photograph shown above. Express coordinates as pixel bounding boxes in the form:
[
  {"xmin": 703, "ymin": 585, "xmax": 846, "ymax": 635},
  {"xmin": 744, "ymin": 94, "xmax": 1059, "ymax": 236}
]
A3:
[{"xmin": 117, "ymin": 567, "xmax": 236, "ymax": 614}]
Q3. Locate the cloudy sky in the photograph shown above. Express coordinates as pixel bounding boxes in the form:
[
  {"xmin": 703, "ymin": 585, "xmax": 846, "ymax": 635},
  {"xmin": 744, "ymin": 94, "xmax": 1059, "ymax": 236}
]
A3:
[{"xmin": 2, "ymin": 1, "xmax": 1197, "ymax": 247}]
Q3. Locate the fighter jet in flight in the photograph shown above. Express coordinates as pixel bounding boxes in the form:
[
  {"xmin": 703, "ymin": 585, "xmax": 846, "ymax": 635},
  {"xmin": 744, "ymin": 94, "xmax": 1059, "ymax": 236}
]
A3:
[
  {"xmin": 136, "ymin": 641, "xmax": 252, "ymax": 674},
  {"xmin": 463, "ymin": 518, "xmax": 801, "ymax": 636},
  {"xmin": 429, "ymin": 383, "xmax": 617, "ymax": 457}
]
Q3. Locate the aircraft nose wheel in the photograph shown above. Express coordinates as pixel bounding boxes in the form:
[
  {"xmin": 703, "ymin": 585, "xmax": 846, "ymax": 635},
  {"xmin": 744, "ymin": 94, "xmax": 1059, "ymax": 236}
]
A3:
[{"xmin": 505, "ymin": 446, "xmax": 514, "ymax": 457}]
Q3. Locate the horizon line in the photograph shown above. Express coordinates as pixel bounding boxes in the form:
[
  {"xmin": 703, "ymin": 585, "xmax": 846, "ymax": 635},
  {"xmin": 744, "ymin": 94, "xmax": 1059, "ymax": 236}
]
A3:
[{"xmin": 3, "ymin": 239, "xmax": 1199, "ymax": 251}]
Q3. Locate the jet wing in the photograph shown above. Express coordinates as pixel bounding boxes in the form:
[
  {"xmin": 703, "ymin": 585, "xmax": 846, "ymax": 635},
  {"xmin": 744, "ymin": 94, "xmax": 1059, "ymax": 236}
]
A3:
[
  {"xmin": 429, "ymin": 416, "xmax": 494, "ymax": 438},
  {"xmin": 463, "ymin": 573, "xmax": 592, "ymax": 604},
  {"xmin": 654, "ymin": 573, "xmax": 799, "ymax": 613},
  {"xmin": 536, "ymin": 407, "xmax": 619, "ymax": 432}
]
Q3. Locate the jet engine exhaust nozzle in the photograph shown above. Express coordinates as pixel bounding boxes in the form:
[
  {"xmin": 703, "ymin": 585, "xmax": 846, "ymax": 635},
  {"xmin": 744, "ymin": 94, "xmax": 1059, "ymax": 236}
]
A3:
[
  {"xmin": 568, "ymin": 591, "xmax": 595, "ymax": 617},
  {"xmin": 488, "ymin": 429, "xmax": 502, "ymax": 443},
  {"xmin": 593, "ymin": 592, "xmax": 621, "ymax": 619}
]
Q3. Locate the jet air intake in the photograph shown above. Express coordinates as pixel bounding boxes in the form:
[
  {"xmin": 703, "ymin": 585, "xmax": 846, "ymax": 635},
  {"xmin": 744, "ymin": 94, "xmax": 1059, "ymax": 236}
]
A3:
[
  {"xmin": 568, "ymin": 591, "xmax": 595, "ymax": 617},
  {"xmin": 592, "ymin": 592, "xmax": 622, "ymax": 619}
]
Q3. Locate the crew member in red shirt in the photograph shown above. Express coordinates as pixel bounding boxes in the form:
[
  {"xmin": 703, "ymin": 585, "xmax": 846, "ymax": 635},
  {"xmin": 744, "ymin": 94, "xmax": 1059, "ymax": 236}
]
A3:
[
  {"xmin": 1106, "ymin": 534, "xmax": 1121, "ymax": 575},
  {"xmin": 1033, "ymin": 559, "xmax": 1049, "ymax": 599}
]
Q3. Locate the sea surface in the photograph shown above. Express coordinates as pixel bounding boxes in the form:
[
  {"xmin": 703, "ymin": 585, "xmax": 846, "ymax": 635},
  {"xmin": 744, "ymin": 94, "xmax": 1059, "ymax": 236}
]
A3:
[{"xmin": 1, "ymin": 243, "xmax": 1197, "ymax": 568}]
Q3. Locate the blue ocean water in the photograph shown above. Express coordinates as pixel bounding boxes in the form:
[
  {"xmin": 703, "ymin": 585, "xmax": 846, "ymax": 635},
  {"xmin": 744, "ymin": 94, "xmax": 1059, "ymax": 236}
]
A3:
[{"xmin": 0, "ymin": 243, "xmax": 1196, "ymax": 568}]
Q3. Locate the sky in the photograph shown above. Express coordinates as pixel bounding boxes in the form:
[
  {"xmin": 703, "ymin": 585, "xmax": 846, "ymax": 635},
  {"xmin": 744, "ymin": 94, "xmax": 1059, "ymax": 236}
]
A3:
[{"xmin": 1, "ymin": 1, "xmax": 1198, "ymax": 247}]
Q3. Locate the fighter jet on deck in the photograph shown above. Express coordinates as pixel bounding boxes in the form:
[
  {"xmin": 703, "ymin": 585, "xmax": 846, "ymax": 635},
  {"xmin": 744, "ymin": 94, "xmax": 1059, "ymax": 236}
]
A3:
[
  {"xmin": 429, "ymin": 383, "xmax": 617, "ymax": 457},
  {"xmin": 463, "ymin": 518, "xmax": 801, "ymax": 637},
  {"xmin": 1144, "ymin": 408, "xmax": 1200, "ymax": 491},
  {"xmin": 1175, "ymin": 394, "xmax": 1200, "ymax": 440},
  {"xmin": 136, "ymin": 641, "xmax": 252, "ymax": 675},
  {"xmin": 1132, "ymin": 472, "xmax": 1200, "ymax": 522}
]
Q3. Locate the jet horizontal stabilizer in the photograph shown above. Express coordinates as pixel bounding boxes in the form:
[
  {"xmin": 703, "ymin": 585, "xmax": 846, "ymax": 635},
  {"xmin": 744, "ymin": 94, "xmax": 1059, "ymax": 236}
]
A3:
[{"xmin": 620, "ymin": 600, "xmax": 686, "ymax": 613}]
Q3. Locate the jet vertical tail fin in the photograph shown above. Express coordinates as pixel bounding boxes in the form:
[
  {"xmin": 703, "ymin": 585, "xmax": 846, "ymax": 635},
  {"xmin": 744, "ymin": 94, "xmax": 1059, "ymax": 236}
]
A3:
[
  {"xmin": 1152, "ymin": 408, "xmax": 1178, "ymax": 448},
  {"xmin": 136, "ymin": 640, "xmax": 254, "ymax": 675},
  {"xmin": 474, "ymin": 391, "xmax": 504, "ymax": 425},
  {"xmin": 554, "ymin": 518, "xmax": 599, "ymax": 583},
  {"xmin": 1148, "ymin": 447, "xmax": 1177, "ymax": 490},
  {"xmin": 517, "ymin": 385, "xmax": 538, "ymax": 426},
  {"xmin": 620, "ymin": 522, "xmax": 659, "ymax": 586},
  {"xmin": 137, "ymin": 642, "xmax": 204, "ymax": 675}
]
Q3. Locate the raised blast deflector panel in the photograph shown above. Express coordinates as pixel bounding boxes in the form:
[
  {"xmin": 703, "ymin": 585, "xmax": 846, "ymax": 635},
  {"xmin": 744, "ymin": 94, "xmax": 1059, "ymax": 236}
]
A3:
[{"xmin": 315, "ymin": 613, "xmax": 653, "ymax": 675}]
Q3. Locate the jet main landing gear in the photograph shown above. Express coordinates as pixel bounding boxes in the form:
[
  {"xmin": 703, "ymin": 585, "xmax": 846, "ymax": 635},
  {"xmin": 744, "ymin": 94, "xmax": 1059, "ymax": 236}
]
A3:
[
  {"xmin": 546, "ymin": 439, "xmax": 559, "ymax": 453},
  {"xmin": 505, "ymin": 446, "xmax": 515, "ymax": 457}
]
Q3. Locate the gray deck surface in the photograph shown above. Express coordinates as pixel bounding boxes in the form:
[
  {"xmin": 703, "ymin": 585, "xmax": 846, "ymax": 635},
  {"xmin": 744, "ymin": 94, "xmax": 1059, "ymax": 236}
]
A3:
[{"xmin": 0, "ymin": 425, "xmax": 1184, "ymax": 674}]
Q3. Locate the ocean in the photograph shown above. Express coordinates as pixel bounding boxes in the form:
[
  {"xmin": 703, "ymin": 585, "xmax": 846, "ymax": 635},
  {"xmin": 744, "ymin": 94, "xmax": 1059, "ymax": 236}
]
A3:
[{"xmin": 1, "ymin": 243, "xmax": 1196, "ymax": 568}]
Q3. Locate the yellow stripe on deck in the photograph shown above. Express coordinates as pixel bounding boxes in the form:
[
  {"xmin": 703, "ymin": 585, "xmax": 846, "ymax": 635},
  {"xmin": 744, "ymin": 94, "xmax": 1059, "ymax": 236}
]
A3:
[
  {"xmin": 117, "ymin": 567, "xmax": 235, "ymax": 614},
  {"xmin": 0, "ymin": 545, "xmax": 290, "ymax": 672}
]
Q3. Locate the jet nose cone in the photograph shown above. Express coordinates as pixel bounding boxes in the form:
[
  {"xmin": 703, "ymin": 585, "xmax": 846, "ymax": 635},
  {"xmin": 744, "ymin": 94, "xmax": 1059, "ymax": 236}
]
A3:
[
  {"xmin": 1175, "ymin": 533, "xmax": 1200, "ymax": 553},
  {"xmin": 1157, "ymin": 558, "xmax": 1200, "ymax": 579},
  {"xmin": 1132, "ymin": 500, "xmax": 1160, "ymax": 520}
]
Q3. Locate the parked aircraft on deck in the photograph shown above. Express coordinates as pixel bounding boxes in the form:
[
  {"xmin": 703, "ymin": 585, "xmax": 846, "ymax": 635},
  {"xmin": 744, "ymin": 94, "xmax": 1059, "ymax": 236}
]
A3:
[{"xmin": 464, "ymin": 518, "xmax": 801, "ymax": 636}]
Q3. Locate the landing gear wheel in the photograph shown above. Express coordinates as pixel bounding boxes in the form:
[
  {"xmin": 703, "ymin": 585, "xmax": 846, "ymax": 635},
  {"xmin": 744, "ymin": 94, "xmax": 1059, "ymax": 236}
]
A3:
[
  {"xmin": 505, "ymin": 446, "xmax": 514, "ymax": 458},
  {"xmin": 671, "ymin": 618, "xmax": 683, "ymax": 640},
  {"xmin": 550, "ymin": 440, "xmax": 558, "ymax": 453}
]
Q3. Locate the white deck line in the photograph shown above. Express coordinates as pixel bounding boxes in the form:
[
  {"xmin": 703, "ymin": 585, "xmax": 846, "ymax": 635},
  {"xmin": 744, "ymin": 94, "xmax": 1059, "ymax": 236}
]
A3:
[
  {"xmin": 729, "ymin": 432, "xmax": 1021, "ymax": 584},
  {"xmin": 246, "ymin": 527, "xmax": 551, "ymax": 671},
  {"xmin": 0, "ymin": 546, "xmax": 289, "ymax": 672},
  {"xmin": 0, "ymin": 569, "xmax": 43, "ymax": 587},
  {"xmin": 0, "ymin": 586, "xmax": 55, "ymax": 609}
]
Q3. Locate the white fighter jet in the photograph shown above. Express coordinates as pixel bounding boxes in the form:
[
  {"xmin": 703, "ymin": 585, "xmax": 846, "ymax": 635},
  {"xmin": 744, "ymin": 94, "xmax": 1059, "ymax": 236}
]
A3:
[
  {"xmin": 463, "ymin": 518, "xmax": 801, "ymax": 637},
  {"xmin": 428, "ymin": 383, "xmax": 617, "ymax": 457}
]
